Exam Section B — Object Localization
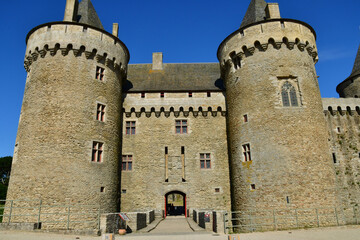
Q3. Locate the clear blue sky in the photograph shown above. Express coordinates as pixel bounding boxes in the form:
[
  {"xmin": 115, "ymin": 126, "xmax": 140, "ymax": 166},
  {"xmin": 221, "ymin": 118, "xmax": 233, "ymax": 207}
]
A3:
[{"xmin": 0, "ymin": 0, "xmax": 359, "ymax": 157}]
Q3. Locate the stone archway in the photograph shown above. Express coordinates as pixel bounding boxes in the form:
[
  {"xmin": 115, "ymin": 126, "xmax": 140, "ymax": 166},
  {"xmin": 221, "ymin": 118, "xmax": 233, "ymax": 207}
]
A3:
[{"xmin": 165, "ymin": 191, "xmax": 186, "ymax": 217}]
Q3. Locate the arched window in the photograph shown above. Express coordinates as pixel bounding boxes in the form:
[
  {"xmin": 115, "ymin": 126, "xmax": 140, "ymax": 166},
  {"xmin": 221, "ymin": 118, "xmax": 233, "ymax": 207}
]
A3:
[{"xmin": 281, "ymin": 81, "xmax": 298, "ymax": 107}]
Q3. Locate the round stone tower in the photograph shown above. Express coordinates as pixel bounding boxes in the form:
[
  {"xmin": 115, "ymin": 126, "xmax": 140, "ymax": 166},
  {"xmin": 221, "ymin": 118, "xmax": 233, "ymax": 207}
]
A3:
[
  {"xmin": 337, "ymin": 45, "xmax": 360, "ymax": 98},
  {"xmin": 218, "ymin": 0, "xmax": 337, "ymax": 214},
  {"xmin": 6, "ymin": 0, "xmax": 129, "ymax": 217}
]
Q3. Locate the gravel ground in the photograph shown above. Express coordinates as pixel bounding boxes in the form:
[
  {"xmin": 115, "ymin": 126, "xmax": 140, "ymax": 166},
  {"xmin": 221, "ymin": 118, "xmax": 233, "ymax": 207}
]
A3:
[{"xmin": 1, "ymin": 225, "xmax": 360, "ymax": 240}]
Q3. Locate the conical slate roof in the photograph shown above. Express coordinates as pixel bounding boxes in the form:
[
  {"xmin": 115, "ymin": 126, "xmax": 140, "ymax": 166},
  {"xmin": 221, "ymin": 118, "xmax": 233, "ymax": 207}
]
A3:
[
  {"xmin": 350, "ymin": 45, "xmax": 360, "ymax": 77},
  {"xmin": 240, "ymin": 0, "xmax": 268, "ymax": 28},
  {"xmin": 77, "ymin": 0, "xmax": 104, "ymax": 29}
]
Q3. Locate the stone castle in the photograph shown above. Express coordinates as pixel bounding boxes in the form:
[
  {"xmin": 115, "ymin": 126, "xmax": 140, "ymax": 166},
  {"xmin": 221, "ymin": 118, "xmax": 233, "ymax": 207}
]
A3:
[{"xmin": 5, "ymin": 0, "xmax": 360, "ymax": 231}]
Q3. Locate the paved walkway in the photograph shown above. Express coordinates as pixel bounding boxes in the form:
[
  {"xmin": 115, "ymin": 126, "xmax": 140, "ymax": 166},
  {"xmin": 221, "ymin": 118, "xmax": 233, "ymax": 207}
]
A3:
[
  {"xmin": 1, "ymin": 225, "xmax": 360, "ymax": 240},
  {"xmin": 149, "ymin": 216, "xmax": 196, "ymax": 234}
]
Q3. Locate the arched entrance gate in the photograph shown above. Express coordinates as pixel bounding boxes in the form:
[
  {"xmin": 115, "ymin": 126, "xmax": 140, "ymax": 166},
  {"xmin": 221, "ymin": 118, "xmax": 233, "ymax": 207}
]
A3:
[{"xmin": 165, "ymin": 191, "xmax": 186, "ymax": 217}]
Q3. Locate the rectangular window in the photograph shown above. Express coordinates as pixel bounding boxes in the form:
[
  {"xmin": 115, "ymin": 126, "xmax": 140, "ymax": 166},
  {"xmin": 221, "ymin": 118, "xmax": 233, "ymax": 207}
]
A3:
[
  {"xmin": 92, "ymin": 142, "xmax": 103, "ymax": 163},
  {"xmin": 207, "ymin": 92, "xmax": 211, "ymax": 97},
  {"xmin": 332, "ymin": 153, "xmax": 337, "ymax": 163},
  {"xmin": 243, "ymin": 114, "xmax": 248, "ymax": 123},
  {"xmin": 250, "ymin": 184, "xmax": 256, "ymax": 190},
  {"xmin": 141, "ymin": 92, "xmax": 145, "ymax": 98},
  {"xmin": 200, "ymin": 153, "xmax": 211, "ymax": 169},
  {"xmin": 122, "ymin": 155, "xmax": 133, "ymax": 171},
  {"xmin": 188, "ymin": 92, "xmax": 193, "ymax": 98},
  {"xmin": 215, "ymin": 188, "xmax": 220, "ymax": 193},
  {"xmin": 175, "ymin": 120, "xmax": 187, "ymax": 134},
  {"xmin": 242, "ymin": 144, "xmax": 251, "ymax": 162},
  {"xmin": 160, "ymin": 92, "xmax": 165, "ymax": 98},
  {"xmin": 126, "ymin": 121, "xmax": 136, "ymax": 135},
  {"xmin": 96, "ymin": 103, "xmax": 105, "ymax": 122},
  {"xmin": 96, "ymin": 66, "xmax": 105, "ymax": 81}
]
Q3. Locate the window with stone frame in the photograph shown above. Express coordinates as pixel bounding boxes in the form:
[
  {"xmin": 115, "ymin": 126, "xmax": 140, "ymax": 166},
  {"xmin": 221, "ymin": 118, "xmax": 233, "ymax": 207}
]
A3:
[
  {"xmin": 200, "ymin": 153, "xmax": 211, "ymax": 169},
  {"xmin": 96, "ymin": 103, "xmax": 105, "ymax": 122},
  {"xmin": 122, "ymin": 155, "xmax": 133, "ymax": 171},
  {"xmin": 175, "ymin": 120, "xmax": 187, "ymax": 134},
  {"xmin": 92, "ymin": 142, "xmax": 103, "ymax": 163},
  {"xmin": 96, "ymin": 66, "xmax": 105, "ymax": 81},
  {"xmin": 126, "ymin": 121, "xmax": 136, "ymax": 135},
  {"xmin": 281, "ymin": 81, "xmax": 299, "ymax": 107},
  {"xmin": 242, "ymin": 144, "xmax": 251, "ymax": 162}
]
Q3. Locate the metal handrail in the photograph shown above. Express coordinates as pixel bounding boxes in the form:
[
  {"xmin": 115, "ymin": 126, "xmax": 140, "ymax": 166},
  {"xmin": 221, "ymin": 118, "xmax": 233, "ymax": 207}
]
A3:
[{"xmin": 0, "ymin": 199, "xmax": 101, "ymax": 230}]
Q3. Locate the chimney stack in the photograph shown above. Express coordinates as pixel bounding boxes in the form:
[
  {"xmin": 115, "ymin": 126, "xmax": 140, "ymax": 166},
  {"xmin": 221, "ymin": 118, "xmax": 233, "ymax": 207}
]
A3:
[
  {"xmin": 112, "ymin": 23, "xmax": 119, "ymax": 37},
  {"xmin": 265, "ymin": 3, "xmax": 281, "ymax": 19},
  {"xmin": 64, "ymin": 0, "xmax": 79, "ymax": 22},
  {"xmin": 152, "ymin": 52, "xmax": 163, "ymax": 70}
]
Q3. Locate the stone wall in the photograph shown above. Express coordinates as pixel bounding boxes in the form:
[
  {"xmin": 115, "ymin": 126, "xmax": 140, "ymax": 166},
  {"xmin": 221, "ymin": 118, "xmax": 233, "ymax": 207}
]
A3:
[
  {"xmin": 6, "ymin": 21, "xmax": 129, "ymax": 225},
  {"xmin": 121, "ymin": 92, "xmax": 231, "ymax": 215},
  {"xmin": 323, "ymin": 98, "xmax": 360, "ymax": 208},
  {"xmin": 218, "ymin": 19, "xmax": 337, "ymax": 215}
]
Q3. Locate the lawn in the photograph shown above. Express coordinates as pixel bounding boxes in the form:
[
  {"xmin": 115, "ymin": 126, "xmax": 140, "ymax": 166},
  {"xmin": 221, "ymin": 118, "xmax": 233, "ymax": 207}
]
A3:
[{"xmin": 0, "ymin": 204, "xmax": 4, "ymax": 222}]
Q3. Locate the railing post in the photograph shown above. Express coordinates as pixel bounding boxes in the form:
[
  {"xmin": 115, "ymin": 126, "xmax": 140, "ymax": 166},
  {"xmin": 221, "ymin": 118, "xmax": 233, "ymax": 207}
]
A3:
[
  {"xmin": 295, "ymin": 209, "xmax": 299, "ymax": 228},
  {"xmin": 335, "ymin": 207, "xmax": 339, "ymax": 226},
  {"xmin": 272, "ymin": 209, "xmax": 277, "ymax": 231},
  {"xmin": 224, "ymin": 212, "xmax": 228, "ymax": 234},
  {"xmin": 37, "ymin": 200, "xmax": 42, "ymax": 225},
  {"xmin": 8, "ymin": 200, "xmax": 13, "ymax": 224},
  {"xmin": 315, "ymin": 208, "xmax": 320, "ymax": 227},
  {"xmin": 67, "ymin": 206, "xmax": 71, "ymax": 230}
]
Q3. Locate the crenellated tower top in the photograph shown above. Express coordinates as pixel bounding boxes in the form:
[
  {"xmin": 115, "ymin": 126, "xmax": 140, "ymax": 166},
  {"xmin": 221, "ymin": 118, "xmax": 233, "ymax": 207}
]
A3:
[
  {"xmin": 217, "ymin": 0, "xmax": 318, "ymax": 76},
  {"xmin": 24, "ymin": 0, "xmax": 129, "ymax": 74}
]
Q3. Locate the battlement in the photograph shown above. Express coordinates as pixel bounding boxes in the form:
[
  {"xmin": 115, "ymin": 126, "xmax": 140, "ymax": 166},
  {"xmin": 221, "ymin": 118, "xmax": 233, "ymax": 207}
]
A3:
[
  {"xmin": 322, "ymin": 98, "xmax": 360, "ymax": 116},
  {"xmin": 24, "ymin": 22, "xmax": 129, "ymax": 72},
  {"xmin": 218, "ymin": 19, "xmax": 317, "ymax": 69},
  {"xmin": 123, "ymin": 106, "xmax": 226, "ymax": 118}
]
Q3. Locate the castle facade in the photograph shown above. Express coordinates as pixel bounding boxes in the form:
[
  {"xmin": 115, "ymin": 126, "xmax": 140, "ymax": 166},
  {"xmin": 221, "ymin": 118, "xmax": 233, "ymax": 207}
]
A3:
[{"xmin": 5, "ymin": 0, "xmax": 360, "ymax": 230}]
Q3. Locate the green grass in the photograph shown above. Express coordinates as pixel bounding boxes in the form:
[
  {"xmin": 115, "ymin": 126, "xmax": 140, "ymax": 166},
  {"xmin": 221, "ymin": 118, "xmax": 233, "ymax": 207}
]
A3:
[{"xmin": 0, "ymin": 204, "xmax": 4, "ymax": 222}]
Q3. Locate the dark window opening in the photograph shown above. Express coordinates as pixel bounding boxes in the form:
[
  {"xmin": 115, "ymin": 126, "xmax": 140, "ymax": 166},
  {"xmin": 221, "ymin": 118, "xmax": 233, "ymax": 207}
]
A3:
[
  {"xmin": 175, "ymin": 120, "xmax": 187, "ymax": 134},
  {"xmin": 96, "ymin": 103, "xmax": 105, "ymax": 122},
  {"xmin": 122, "ymin": 189, "xmax": 127, "ymax": 194},
  {"xmin": 332, "ymin": 153, "xmax": 337, "ymax": 163},
  {"xmin": 281, "ymin": 81, "xmax": 299, "ymax": 107},
  {"xmin": 160, "ymin": 92, "xmax": 165, "ymax": 98},
  {"xmin": 126, "ymin": 121, "xmax": 136, "ymax": 135},
  {"xmin": 215, "ymin": 188, "xmax": 220, "ymax": 193},
  {"xmin": 165, "ymin": 147, "xmax": 168, "ymax": 155},
  {"xmin": 250, "ymin": 184, "xmax": 256, "ymax": 190},
  {"xmin": 141, "ymin": 92, "xmax": 145, "ymax": 98},
  {"xmin": 100, "ymin": 187, "xmax": 105, "ymax": 193},
  {"xmin": 96, "ymin": 66, "xmax": 105, "ymax": 81},
  {"xmin": 188, "ymin": 92, "xmax": 193, "ymax": 98},
  {"xmin": 200, "ymin": 153, "xmax": 211, "ymax": 169},
  {"xmin": 242, "ymin": 144, "xmax": 251, "ymax": 162},
  {"xmin": 181, "ymin": 146, "xmax": 185, "ymax": 154},
  {"xmin": 122, "ymin": 155, "xmax": 133, "ymax": 171},
  {"xmin": 286, "ymin": 196, "xmax": 290, "ymax": 204},
  {"xmin": 243, "ymin": 114, "xmax": 248, "ymax": 123},
  {"xmin": 92, "ymin": 142, "xmax": 103, "ymax": 163},
  {"xmin": 207, "ymin": 92, "xmax": 211, "ymax": 97}
]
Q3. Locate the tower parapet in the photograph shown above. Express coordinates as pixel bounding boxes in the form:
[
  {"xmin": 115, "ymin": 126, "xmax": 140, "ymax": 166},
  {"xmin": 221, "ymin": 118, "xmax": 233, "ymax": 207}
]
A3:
[
  {"xmin": 218, "ymin": 0, "xmax": 337, "ymax": 224},
  {"xmin": 6, "ymin": 0, "xmax": 129, "ymax": 227}
]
